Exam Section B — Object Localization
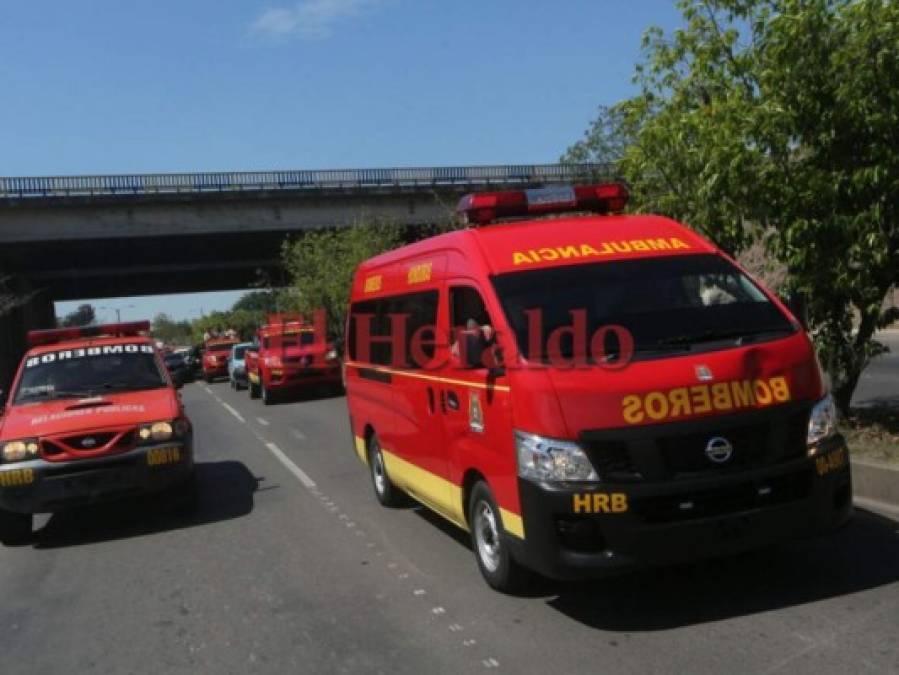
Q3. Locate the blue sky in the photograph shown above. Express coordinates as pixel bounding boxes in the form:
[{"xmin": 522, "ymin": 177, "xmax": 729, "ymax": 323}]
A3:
[{"xmin": 1, "ymin": 0, "xmax": 685, "ymax": 320}]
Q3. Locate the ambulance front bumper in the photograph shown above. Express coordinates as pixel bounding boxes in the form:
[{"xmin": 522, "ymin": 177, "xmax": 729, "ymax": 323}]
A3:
[
  {"xmin": 0, "ymin": 440, "xmax": 194, "ymax": 514},
  {"xmin": 507, "ymin": 436, "xmax": 852, "ymax": 580}
]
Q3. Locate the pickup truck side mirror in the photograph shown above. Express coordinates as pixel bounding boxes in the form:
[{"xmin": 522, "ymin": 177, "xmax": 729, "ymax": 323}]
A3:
[{"xmin": 786, "ymin": 291, "xmax": 809, "ymax": 330}]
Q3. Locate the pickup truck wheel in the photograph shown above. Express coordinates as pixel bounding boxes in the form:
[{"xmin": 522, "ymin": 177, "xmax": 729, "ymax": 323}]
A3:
[
  {"xmin": 0, "ymin": 509, "xmax": 32, "ymax": 545},
  {"xmin": 262, "ymin": 383, "xmax": 275, "ymax": 405},
  {"xmin": 368, "ymin": 434, "xmax": 404, "ymax": 507},
  {"xmin": 468, "ymin": 482, "xmax": 528, "ymax": 593}
]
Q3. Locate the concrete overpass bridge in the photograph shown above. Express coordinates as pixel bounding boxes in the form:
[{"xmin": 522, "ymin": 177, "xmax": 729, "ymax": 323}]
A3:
[{"xmin": 0, "ymin": 162, "xmax": 614, "ymax": 385}]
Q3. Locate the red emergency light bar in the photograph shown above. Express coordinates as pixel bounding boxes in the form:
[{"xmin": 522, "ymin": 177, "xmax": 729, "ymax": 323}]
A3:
[
  {"xmin": 27, "ymin": 321, "xmax": 152, "ymax": 347},
  {"xmin": 457, "ymin": 182, "xmax": 629, "ymax": 225}
]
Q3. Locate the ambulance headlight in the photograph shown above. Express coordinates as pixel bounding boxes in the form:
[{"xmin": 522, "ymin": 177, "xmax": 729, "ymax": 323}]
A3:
[
  {"xmin": 807, "ymin": 393, "xmax": 838, "ymax": 450},
  {"xmin": 1, "ymin": 439, "xmax": 40, "ymax": 463},
  {"xmin": 515, "ymin": 431, "xmax": 598, "ymax": 482}
]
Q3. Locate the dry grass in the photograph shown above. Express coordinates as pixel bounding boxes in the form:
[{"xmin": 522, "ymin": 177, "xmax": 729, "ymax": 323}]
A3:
[{"xmin": 842, "ymin": 406, "xmax": 899, "ymax": 463}]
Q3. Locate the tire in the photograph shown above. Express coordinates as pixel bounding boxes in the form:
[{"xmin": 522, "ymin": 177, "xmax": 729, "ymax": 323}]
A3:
[
  {"xmin": 468, "ymin": 481, "xmax": 528, "ymax": 593},
  {"xmin": 204, "ymin": 374, "xmax": 212, "ymax": 384},
  {"xmin": 262, "ymin": 383, "xmax": 275, "ymax": 406},
  {"xmin": 249, "ymin": 380, "xmax": 260, "ymax": 399},
  {"xmin": 0, "ymin": 509, "xmax": 32, "ymax": 545},
  {"xmin": 368, "ymin": 434, "xmax": 404, "ymax": 507}
]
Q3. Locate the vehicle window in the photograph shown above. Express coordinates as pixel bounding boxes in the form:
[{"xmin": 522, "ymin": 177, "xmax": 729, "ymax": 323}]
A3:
[
  {"xmin": 164, "ymin": 354, "xmax": 184, "ymax": 367},
  {"xmin": 349, "ymin": 290, "xmax": 438, "ymax": 368},
  {"xmin": 491, "ymin": 254, "xmax": 794, "ymax": 363},
  {"xmin": 14, "ymin": 347, "xmax": 167, "ymax": 402},
  {"xmin": 233, "ymin": 346, "xmax": 248, "ymax": 359},
  {"xmin": 450, "ymin": 286, "xmax": 493, "ymax": 344},
  {"xmin": 208, "ymin": 343, "xmax": 234, "ymax": 353}
]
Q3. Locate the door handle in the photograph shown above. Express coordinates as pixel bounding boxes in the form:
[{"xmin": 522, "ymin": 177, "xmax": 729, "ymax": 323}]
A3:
[{"xmin": 445, "ymin": 390, "xmax": 460, "ymax": 411}]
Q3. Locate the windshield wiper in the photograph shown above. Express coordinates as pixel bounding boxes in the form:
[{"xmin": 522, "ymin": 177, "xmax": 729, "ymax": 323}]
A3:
[{"xmin": 657, "ymin": 326, "xmax": 792, "ymax": 348}]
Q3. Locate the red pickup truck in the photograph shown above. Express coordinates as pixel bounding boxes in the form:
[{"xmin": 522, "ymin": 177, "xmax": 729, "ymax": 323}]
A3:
[
  {"xmin": 202, "ymin": 338, "xmax": 239, "ymax": 383},
  {"xmin": 245, "ymin": 315, "xmax": 341, "ymax": 405}
]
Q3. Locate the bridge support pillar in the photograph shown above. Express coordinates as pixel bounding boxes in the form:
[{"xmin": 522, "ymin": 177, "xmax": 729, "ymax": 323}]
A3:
[{"xmin": 0, "ymin": 276, "xmax": 56, "ymax": 394}]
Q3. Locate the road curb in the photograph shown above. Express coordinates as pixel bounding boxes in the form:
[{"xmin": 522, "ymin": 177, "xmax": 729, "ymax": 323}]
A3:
[{"xmin": 851, "ymin": 457, "xmax": 899, "ymax": 508}]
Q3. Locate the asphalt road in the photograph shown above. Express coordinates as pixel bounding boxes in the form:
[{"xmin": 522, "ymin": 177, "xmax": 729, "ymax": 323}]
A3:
[
  {"xmin": 1, "ymin": 381, "xmax": 898, "ymax": 674},
  {"xmin": 853, "ymin": 330, "xmax": 899, "ymax": 407}
]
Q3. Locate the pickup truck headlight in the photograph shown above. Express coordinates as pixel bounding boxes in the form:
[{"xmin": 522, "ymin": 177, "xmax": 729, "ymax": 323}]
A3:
[
  {"xmin": 515, "ymin": 430, "xmax": 598, "ymax": 482},
  {"xmin": 807, "ymin": 393, "xmax": 838, "ymax": 450},
  {"xmin": 137, "ymin": 419, "xmax": 189, "ymax": 444},
  {"xmin": 325, "ymin": 349, "xmax": 339, "ymax": 361},
  {"xmin": 1, "ymin": 439, "xmax": 40, "ymax": 463}
]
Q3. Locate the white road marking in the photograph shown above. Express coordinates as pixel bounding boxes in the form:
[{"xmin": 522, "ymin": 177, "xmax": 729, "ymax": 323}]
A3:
[
  {"xmin": 222, "ymin": 403, "xmax": 246, "ymax": 424},
  {"xmin": 256, "ymin": 417, "xmax": 270, "ymax": 426},
  {"xmin": 291, "ymin": 428, "xmax": 307, "ymax": 441},
  {"xmin": 265, "ymin": 442, "xmax": 317, "ymax": 489},
  {"xmin": 431, "ymin": 607, "xmax": 446, "ymax": 615},
  {"xmin": 413, "ymin": 589, "xmax": 427, "ymax": 596},
  {"xmin": 482, "ymin": 657, "xmax": 499, "ymax": 668},
  {"xmin": 203, "ymin": 386, "xmax": 213, "ymax": 394}
]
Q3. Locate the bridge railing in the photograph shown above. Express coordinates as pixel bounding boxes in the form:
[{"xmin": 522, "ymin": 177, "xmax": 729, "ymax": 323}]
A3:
[{"xmin": 0, "ymin": 163, "xmax": 617, "ymax": 198}]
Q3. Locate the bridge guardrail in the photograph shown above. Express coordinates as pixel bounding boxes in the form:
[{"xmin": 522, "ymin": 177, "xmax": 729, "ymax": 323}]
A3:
[{"xmin": 0, "ymin": 164, "xmax": 616, "ymax": 198}]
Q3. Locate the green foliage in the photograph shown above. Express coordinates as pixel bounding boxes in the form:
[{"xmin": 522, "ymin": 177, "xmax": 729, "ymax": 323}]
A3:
[
  {"xmin": 231, "ymin": 290, "xmax": 280, "ymax": 315},
  {"xmin": 60, "ymin": 303, "xmax": 96, "ymax": 327},
  {"xmin": 566, "ymin": 0, "xmax": 899, "ymax": 413},
  {"xmin": 281, "ymin": 221, "xmax": 404, "ymax": 336},
  {"xmin": 151, "ymin": 313, "xmax": 193, "ymax": 346}
]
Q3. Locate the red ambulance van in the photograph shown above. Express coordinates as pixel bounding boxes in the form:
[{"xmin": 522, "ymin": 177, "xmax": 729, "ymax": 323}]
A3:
[
  {"xmin": 0, "ymin": 322, "xmax": 195, "ymax": 543},
  {"xmin": 344, "ymin": 183, "xmax": 850, "ymax": 591}
]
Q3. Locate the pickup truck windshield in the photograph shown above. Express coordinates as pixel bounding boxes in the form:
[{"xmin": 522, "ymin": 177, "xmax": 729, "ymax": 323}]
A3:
[
  {"xmin": 14, "ymin": 350, "xmax": 167, "ymax": 403},
  {"xmin": 492, "ymin": 254, "xmax": 795, "ymax": 363}
]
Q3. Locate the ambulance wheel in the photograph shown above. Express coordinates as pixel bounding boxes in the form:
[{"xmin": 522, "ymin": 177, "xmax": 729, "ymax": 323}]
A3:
[
  {"xmin": 249, "ymin": 381, "xmax": 260, "ymax": 399},
  {"xmin": 368, "ymin": 434, "xmax": 404, "ymax": 507},
  {"xmin": 0, "ymin": 509, "xmax": 32, "ymax": 545},
  {"xmin": 468, "ymin": 482, "xmax": 528, "ymax": 593}
]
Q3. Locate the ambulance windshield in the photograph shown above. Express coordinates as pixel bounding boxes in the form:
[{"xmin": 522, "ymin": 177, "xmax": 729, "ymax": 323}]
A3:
[
  {"xmin": 492, "ymin": 254, "xmax": 795, "ymax": 363},
  {"xmin": 14, "ymin": 348, "xmax": 167, "ymax": 403}
]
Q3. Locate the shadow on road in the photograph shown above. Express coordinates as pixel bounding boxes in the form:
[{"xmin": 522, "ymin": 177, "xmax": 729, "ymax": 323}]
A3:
[
  {"xmin": 31, "ymin": 460, "xmax": 260, "ymax": 549},
  {"xmin": 542, "ymin": 508, "xmax": 899, "ymax": 631},
  {"xmin": 264, "ymin": 384, "xmax": 346, "ymax": 406},
  {"xmin": 415, "ymin": 502, "xmax": 899, "ymax": 631}
]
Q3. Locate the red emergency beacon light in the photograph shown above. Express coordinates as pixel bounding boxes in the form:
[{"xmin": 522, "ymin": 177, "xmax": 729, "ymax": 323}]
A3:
[
  {"xmin": 26, "ymin": 321, "xmax": 152, "ymax": 347},
  {"xmin": 456, "ymin": 182, "xmax": 629, "ymax": 225}
]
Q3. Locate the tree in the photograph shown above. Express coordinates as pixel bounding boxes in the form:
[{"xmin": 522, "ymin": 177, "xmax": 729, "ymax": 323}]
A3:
[
  {"xmin": 232, "ymin": 290, "xmax": 280, "ymax": 315},
  {"xmin": 151, "ymin": 313, "xmax": 193, "ymax": 345},
  {"xmin": 281, "ymin": 221, "xmax": 404, "ymax": 337},
  {"xmin": 565, "ymin": 0, "xmax": 899, "ymax": 414},
  {"xmin": 61, "ymin": 303, "xmax": 96, "ymax": 327}
]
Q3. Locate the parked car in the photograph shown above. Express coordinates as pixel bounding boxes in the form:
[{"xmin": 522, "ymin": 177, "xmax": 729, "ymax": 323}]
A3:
[
  {"xmin": 228, "ymin": 342, "xmax": 254, "ymax": 390},
  {"xmin": 163, "ymin": 351, "xmax": 191, "ymax": 387}
]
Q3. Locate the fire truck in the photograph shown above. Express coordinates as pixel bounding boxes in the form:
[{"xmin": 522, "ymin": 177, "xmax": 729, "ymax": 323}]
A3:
[
  {"xmin": 345, "ymin": 182, "xmax": 851, "ymax": 591},
  {"xmin": 0, "ymin": 322, "xmax": 196, "ymax": 543},
  {"xmin": 245, "ymin": 314, "xmax": 341, "ymax": 405}
]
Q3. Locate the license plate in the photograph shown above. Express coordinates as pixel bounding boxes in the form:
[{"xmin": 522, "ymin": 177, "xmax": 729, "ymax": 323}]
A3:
[{"xmin": 147, "ymin": 447, "xmax": 181, "ymax": 466}]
